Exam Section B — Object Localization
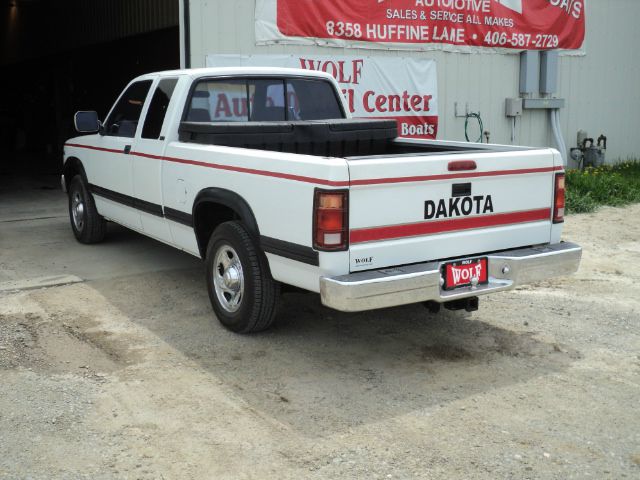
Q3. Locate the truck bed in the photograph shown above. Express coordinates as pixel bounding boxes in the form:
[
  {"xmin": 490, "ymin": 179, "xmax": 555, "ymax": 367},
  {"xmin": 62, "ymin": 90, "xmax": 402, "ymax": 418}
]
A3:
[{"xmin": 178, "ymin": 119, "xmax": 533, "ymax": 158}]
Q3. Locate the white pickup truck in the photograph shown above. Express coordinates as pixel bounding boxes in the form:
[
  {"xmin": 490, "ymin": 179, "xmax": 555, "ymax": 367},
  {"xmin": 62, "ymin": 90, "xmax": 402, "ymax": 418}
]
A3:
[{"xmin": 63, "ymin": 67, "xmax": 581, "ymax": 333}]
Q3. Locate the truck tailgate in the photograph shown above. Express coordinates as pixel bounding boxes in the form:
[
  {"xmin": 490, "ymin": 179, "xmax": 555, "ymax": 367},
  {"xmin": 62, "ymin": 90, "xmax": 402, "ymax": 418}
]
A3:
[{"xmin": 347, "ymin": 149, "xmax": 562, "ymax": 272}]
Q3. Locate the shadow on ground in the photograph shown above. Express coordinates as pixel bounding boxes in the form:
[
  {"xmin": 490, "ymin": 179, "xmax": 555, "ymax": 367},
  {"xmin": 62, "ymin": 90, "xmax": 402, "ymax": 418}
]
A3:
[{"xmin": 78, "ymin": 262, "xmax": 579, "ymax": 438}]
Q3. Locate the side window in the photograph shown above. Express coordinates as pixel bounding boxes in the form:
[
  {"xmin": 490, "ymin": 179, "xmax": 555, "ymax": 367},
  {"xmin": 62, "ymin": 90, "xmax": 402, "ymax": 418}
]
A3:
[
  {"xmin": 104, "ymin": 80, "xmax": 152, "ymax": 137},
  {"xmin": 185, "ymin": 80, "xmax": 248, "ymax": 122},
  {"xmin": 248, "ymin": 79, "xmax": 286, "ymax": 121},
  {"xmin": 142, "ymin": 78, "xmax": 178, "ymax": 139},
  {"xmin": 286, "ymin": 79, "xmax": 343, "ymax": 121}
]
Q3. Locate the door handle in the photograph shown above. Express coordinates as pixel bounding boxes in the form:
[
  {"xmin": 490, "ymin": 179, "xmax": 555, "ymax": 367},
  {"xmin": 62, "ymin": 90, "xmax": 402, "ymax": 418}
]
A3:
[{"xmin": 123, "ymin": 145, "xmax": 131, "ymax": 154}]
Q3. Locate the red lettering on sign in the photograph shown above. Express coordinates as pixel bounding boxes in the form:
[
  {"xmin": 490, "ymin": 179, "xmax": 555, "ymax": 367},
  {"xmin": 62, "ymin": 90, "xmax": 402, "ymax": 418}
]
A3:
[
  {"xmin": 299, "ymin": 58, "xmax": 365, "ymax": 85},
  {"xmin": 215, "ymin": 94, "xmax": 231, "ymax": 118},
  {"xmin": 362, "ymin": 91, "xmax": 432, "ymax": 114}
]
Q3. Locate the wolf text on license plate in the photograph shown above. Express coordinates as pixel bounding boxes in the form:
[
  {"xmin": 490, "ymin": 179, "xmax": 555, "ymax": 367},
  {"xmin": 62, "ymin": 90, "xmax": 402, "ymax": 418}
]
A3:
[{"xmin": 443, "ymin": 258, "xmax": 488, "ymax": 290}]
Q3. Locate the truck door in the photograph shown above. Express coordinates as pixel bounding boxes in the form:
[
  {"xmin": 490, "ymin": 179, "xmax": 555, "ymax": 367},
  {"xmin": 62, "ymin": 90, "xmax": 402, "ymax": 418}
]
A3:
[
  {"xmin": 91, "ymin": 79, "xmax": 153, "ymax": 230},
  {"xmin": 132, "ymin": 77, "xmax": 180, "ymax": 243}
]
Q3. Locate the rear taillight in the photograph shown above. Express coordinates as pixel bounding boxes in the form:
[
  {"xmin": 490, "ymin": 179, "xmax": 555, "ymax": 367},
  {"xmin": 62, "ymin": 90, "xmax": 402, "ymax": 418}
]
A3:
[
  {"xmin": 553, "ymin": 173, "xmax": 565, "ymax": 224},
  {"xmin": 313, "ymin": 189, "xmax": 349, "ymax": 251}
]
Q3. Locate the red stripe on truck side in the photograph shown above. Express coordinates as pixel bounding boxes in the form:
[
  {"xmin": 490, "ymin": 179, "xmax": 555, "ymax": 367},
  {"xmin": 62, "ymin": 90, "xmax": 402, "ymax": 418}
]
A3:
[
  {"xmin": 349, "ymin": 166, "xmax": 563, "ymax": 186},
  {"xmin": 64, "ymin": 143, "xmax": 350, "ymax": 187},
  {"xmin": 65, "ymin": 143, "xmax": 123, "ymax": 154},
  {"xmin": 131, "ymin": 151, "xmax": 351, "ymax": 187},
  {"xmin": 65, "ymin": 144, "xmax": 562, "ymax": 187},
  {"xmin": 350, "ymin": 208, "xmax": 552, "ymax": 244}
]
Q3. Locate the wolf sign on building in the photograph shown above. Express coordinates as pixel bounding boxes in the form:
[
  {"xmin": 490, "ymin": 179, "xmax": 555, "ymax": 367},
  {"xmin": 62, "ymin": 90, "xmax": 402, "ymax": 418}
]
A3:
[
  {"xmin": 207, "ymin": 54, "xmax": 439, "ymax": 140},
  {"xmin": 255, "ymin": 0, "xmax": 586, "ymax": 52}
]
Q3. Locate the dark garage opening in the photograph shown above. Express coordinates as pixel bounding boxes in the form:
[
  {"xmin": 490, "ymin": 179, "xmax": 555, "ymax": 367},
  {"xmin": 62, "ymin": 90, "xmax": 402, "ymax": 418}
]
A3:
[{"xmin": 1, "ymin": 0, "xmax": 180, "ymax": 177}]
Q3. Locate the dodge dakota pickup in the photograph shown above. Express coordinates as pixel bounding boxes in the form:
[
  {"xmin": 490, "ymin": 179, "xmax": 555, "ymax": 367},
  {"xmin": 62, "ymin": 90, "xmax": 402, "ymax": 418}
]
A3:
[{"xmin": 63, "ymin": 67, "xmax": 581, "ymax": 333}]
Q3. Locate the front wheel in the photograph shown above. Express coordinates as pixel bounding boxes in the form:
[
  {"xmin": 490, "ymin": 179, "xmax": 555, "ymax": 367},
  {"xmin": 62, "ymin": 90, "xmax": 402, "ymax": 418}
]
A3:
[
  {"xmin": 205, "ymin": 221, "xmax": 280, "ymax": 333},
  {"xmin": 68, "ymin": 176, "xmax": 106, "ymax": 244}
]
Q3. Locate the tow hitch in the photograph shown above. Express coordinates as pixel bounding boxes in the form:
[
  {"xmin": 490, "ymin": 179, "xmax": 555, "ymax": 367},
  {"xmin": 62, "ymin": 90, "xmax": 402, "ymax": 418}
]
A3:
[
  {"xmin": 444, "ymin": 297, "xmax": 479, "ymax": 312},
  {"xmin": 423, "ymin": 297, "xmax": 479, "ymax": 313}
]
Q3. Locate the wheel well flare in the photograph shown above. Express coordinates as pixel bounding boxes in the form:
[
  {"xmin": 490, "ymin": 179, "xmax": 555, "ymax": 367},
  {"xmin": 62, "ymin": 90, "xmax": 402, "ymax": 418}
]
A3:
[{"xmin": 192, "ymin": 189, "xmax": 260, "ymax": 258}]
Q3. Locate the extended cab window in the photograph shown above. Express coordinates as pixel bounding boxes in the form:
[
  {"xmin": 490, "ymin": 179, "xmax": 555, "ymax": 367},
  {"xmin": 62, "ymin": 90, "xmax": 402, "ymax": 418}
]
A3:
[
  {"xmin": 104, "ymin": 80, "xmax": 152, "ymax": 137},
  {"xmin": 248, "ymin": 79, "xmax": 286, "ymax": 121},
  {"xmin": 287, "ymin": 79, "xmax": 343, "ymax": 120},
  {"xmin": 185, "ymin": 77, "xmax": 343, "ymax": 123},
  {"xmin": 142, "ymin": 78, "xmax": 178, "ymax": 139},
  {"xmin": 186, "ymin": 80, "xmax": 248, "ymax": 122}
]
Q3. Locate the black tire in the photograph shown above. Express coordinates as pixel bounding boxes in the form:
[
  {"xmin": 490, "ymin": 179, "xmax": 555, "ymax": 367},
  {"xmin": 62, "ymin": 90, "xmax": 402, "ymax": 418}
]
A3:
[
  {"xmin": 205, "ymin": 221, "xmax": 280, "ymax": 333},
  {"xmin": 68, "ymin": 176, "xmax": 106, "ymax": 244}
]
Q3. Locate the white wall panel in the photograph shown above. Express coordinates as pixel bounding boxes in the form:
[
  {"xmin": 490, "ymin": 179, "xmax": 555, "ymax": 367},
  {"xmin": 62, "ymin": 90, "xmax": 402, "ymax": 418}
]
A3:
[{"xmin": 189, "ymin": 0, "xmax": 640, "ymax": 163}]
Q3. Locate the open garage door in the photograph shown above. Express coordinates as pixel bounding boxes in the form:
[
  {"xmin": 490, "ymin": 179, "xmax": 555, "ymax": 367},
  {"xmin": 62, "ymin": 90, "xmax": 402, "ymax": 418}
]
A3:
[{"xmin": 0, "ymin": 0, "xmax": 179, "ymax": 176}]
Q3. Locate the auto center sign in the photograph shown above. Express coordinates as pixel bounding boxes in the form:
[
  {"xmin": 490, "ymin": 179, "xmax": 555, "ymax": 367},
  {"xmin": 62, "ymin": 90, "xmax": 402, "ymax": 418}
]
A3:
[
  {"xmin": 255, "ymin": 0, "xmax": 586, "ymax": 52},
  {"xmin": 207, "ymin": 55, "xmax": 439, "ymax": 139}
]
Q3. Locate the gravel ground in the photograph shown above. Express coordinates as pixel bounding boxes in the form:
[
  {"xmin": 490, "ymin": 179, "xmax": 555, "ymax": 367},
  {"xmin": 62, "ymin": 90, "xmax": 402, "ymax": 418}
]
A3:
[{"xmin": 0, "ymin": 181, "xmax": 639, "ymax": 479}]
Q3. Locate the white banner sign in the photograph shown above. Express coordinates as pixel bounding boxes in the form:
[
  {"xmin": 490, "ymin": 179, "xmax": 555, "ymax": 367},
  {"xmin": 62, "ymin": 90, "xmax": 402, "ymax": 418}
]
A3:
[{"xmin": 206, "ymin": 54, "xmax": 439, "ymax": 139}]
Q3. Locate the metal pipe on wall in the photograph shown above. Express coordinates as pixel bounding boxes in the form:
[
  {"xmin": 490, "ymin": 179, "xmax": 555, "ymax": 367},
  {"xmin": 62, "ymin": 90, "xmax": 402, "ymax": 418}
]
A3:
[
  {"xmin": 550, "ymin": 109, "xmax": 568, "ymax": 165},
  {"xmin": 520, "ymin": 50, "xmax": 568, "ymax": 166}
]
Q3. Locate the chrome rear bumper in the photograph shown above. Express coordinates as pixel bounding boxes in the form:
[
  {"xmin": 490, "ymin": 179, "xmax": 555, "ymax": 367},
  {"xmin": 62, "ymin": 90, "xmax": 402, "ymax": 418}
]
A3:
[{"xmin": 320, "ymin": 242, "xmax": 582, "ymax": 312}]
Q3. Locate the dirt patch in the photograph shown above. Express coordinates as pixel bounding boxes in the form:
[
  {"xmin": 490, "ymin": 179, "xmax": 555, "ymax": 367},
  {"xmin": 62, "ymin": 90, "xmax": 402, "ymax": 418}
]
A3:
[
  {"xmin": 59, "ymin": 321, "xmax": 130, "ymax": 364},
  {"xmin": 0, "ymin": 309, "xmax": 138, "ymax": 375}
]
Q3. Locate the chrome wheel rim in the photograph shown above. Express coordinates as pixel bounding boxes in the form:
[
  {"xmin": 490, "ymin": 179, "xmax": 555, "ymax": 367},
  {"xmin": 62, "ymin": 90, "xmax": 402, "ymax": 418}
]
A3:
[
  {"xmin": 71, "ymin": 191, "xmax": 85, "ymax": 232},
  {"xmin": 213, "ymin": 244, "xmax": 244, "ymax": 313}
]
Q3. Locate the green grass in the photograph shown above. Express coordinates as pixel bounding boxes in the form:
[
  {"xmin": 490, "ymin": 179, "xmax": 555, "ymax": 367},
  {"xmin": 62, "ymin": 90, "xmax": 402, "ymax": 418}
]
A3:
[{"xmin": 565, "ymin": 160, "xmax": 640, "ymax": 214}]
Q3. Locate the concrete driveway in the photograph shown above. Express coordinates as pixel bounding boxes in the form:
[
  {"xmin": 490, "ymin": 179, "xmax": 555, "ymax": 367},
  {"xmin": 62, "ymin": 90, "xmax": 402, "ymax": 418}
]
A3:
[{"xmin": 1, "ymin": 176, "xmax": 639, "ymax": 479}]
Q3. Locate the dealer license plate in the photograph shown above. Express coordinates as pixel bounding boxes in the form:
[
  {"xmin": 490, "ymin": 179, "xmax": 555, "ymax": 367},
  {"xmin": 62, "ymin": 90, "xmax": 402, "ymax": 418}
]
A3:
[{"xmin": 442, "ymin": 257, "xmax": 488, "ymax": 291}]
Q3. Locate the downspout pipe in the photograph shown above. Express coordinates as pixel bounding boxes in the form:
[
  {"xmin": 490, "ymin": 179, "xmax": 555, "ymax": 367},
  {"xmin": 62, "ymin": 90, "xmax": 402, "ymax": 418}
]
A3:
[
  {"xmin": 179, "ymin": 0, "xmax": 191, "ymax": 69},
  {"xmin": 550, "ymin": 108, "xmax": 568, "ymax": 166},
  {"xmin": 540, "ymin": 51, "xmax": 567, "ymax": 166}
]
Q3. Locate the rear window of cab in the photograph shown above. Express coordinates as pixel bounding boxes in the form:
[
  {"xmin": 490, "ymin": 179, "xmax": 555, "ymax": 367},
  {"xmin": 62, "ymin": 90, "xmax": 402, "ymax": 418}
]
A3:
[{"xmin": 184, "ymin": 77, "xmax": 344, "ymax": 123}]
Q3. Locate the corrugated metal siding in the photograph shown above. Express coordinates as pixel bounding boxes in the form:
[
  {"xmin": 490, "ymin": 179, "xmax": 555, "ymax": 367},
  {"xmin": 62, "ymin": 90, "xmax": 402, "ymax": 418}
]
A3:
[
  {"xmin": 189, "ymin": 0, "xmax": 640, "ymax": 162},
  {"xmin": 69, "ymin": 0, "xmax": 179, "ymax": 45}
]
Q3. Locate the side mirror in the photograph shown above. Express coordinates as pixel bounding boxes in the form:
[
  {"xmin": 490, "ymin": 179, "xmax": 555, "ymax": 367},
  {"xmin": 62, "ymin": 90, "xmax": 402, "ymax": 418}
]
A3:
[{"xmin": 74, "ymin": 111, "xmax": 101, "ymax": 133}]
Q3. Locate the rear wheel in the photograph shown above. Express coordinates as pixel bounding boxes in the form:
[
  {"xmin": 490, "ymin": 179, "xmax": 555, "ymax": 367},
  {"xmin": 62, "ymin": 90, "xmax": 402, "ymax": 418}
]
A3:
[
  {"xmin": 68, "ymin": 176, "xmax": 106, "ymax": 244},
  {"xmin": 205, "ymin": 221, "xmax": 279, "ymax": 333}
]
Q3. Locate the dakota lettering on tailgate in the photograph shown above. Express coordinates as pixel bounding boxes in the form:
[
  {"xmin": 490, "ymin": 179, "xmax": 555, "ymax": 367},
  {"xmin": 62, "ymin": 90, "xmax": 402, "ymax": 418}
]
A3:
[{"xmin": 424, "ymin": 195, "xmax": 494, "ymax": 220}]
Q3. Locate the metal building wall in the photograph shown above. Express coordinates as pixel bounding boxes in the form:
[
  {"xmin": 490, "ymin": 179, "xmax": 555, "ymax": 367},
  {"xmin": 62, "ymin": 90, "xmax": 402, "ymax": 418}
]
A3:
[
  {"xmin": 187, "ymin": 0, "xmax": 639, "ymax": 162},
  {"xmin": 71, "ymin": 0, "xmax": 178, "ymax": 45}
]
